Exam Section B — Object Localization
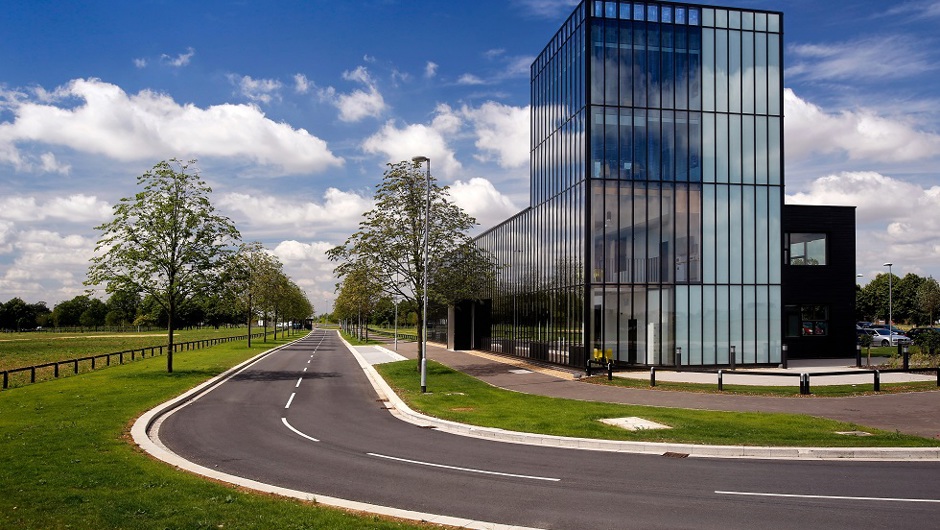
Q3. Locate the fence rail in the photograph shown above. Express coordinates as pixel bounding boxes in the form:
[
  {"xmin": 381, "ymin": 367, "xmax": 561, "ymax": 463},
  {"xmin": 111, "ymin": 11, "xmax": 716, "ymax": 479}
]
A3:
[
  {"xmin": 1, "ymin": 330, "xmax": 280, "ymax": 390},
  {"xmin": 646, "ymin": 367, "xmax": 940, "ymax": 395},
  {"xmin": 365, "ymin": 327, "xmax": 418, "ymax": 342}
]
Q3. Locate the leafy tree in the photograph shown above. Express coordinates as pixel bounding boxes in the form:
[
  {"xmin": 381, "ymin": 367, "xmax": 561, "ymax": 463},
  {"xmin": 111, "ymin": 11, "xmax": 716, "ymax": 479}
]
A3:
[
  {"xmin": 0, "ymin": 297, "xmax": 45, "ymax": 331},
  {"xmin": 52, "ymin": 295, "xmax": 93, "ymax": 328},
  {"xmin": 224, "ymin": 242, "xmax": 281, "ymax": 345},
  {"xmin": 86, "ymin": 159, "xmax": 240, "ymax": 372},
  {"xmin": 105, "ymin": 290, "xmax": 140, "ymax": 327},
  {"xmin": 895, "ymin": 273, "xmax": 925, "ymax": 324},
  {"xmin": 79, "ymin": 298, "xmax": 108, "ymax": 329},
  {"xmin": 333, "ymin": 263, "xmax": 383, "ymax": 340},
  {"xmin": 916, "ymin": 276, "xmax": 940, "ymax": 326},
  {"xmin": 328, "ymin": 160, "xmax": 491, "ymax": 358}
]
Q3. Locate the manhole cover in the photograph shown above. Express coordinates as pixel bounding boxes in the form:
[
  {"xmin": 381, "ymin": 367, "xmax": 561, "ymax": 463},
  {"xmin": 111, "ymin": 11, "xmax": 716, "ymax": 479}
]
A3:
[
  {"xmin": 599, "ymin": 417, "xmax": 671, "ymax": 431},
  {"xmin": 509, "ymin": 369, "xmax": 532, "ymax": 374},
  {"xmin": 835, "ymin": 431, "xmax": 872, "ymax": 436}
]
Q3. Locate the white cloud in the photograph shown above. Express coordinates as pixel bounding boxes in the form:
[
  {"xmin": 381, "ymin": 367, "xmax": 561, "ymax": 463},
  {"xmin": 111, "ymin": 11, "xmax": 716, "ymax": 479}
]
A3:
[
  {"xmin": 362, "ymin": 110, "xmax": 463, "ymax": 180},
  {"xmin": 133, "ymin": 58, "xmax": 147, "ymax": 69},
  {"xmin": 425, "ymin": 61, "xmax": 439, "ymax": 79},
  {"xmin": 0, "ymin": 229, "xmax": 98, "ymax": 302},
  {"xmin": 161, "ymin": 47, "xmax": 195, "ymax": 67},
  {"xmin": 784, "ymin": 88, "xmax": 940, "ymax": 164},
  {"xmin": 460, "ymin": 102, "xmax": 530, "ymax": 169},
  {"xmin": 0, "ymin": 194, "xmax": 111, "ymax": 223},
  {"xmin": 788, "ymin": 37, "xmax": 935, "ymax": 82},
  {"xmin": 457, "ymin": 73, "xmax": 486, "ymax": 86},
  {"xmin": 219, "ymin": 187, "xmax": 370, "ymax": 238},
  {"xmin": 514, "ymin": 0, "xmax": 580, "ymax": 18},
  {"xmin": 229, "ymin": 74, "xmax": 283, "ymax": 104},
  {"xmin": 318, "ymin": 66, "xmax": 387, "ymax": 122},
  {"xmin": 294, "ymin": 73, "xmax": 311, "ymax": 94},
  {"xmin": 450, "ymin": 178, "xmax": 522, "ymax": 228},
  {"xmin": 270, "ymin": 239, "xmax": 339, "ymax": 315},
  {"xmin": 787, "ymin": 171, "xmax": 940, "ymax": 278},
  {"xmin": 0, "ymin": 78, "xmax": 343, "ymax": 175},
  {"xmin": 39, "ymin": 152, "xmax": 70, "ymax": 174}
]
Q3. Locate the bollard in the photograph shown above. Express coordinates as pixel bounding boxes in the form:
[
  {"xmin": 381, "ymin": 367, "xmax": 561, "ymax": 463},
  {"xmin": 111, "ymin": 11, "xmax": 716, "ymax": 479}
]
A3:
[
  {"xmin": 855, "ymin": 344, "xmax": 861, "ymax": 368},
  {"xmin": 650, "ymin": 367, "xmax": 656, "ymax": 387},
  {"xmin": 730, "ymin": 345, "xmax": 736, "ymax": 371},
  {"xmin": 799, "ymin": 373, "xmax": 806, "ymax": 395},
  {"xmin": 804, "ymin": 373, "xmax": 811, "ymax": 395},
  {"xmin": 902, "ymin": 344, "xmax": 909, "ymax": 371},
  {"xmin": 585, "ymin": 359, "xmax": 592, "ymax": 377},
  {"xmin": 874, "ymin": 370, "xmax": 880, "ymax": 392},
  {"xmin": 607, "ymin": 361, "xmax": 613, "ymax": 381},
  {"xmin": 781, "ymin": 343, "xmax": 788, "ymax": 369},
  {"xmin": 676, "ymin": 347, "xmax": 682, "ymax": 373},
  {"xmin": 718, "ymin": 370, "xmax": 723, "ymax": 391}
]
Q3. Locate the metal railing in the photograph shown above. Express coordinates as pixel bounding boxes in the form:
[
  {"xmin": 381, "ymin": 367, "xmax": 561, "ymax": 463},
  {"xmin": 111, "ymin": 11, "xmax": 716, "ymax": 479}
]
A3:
[
  {"xmin": 1, "ymin": 330, "xmax": 278, "ymax": 390},
  {"xmin": 646, "ymin": 367, "xmax": 940, "ymax": 395}
]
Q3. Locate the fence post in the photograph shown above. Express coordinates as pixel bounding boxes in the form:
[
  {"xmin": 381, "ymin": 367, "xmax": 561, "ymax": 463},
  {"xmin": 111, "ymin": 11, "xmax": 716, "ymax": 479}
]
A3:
[
  {"xmin": 120, "ymin": 352, "xmax": 123, "ymax": 364},
  {"xmin": 92, "ymin": 357, "xmax": 96, "ymax": 370},
  {"xmin": 55, "ymin": 363, "xmax": 59, "ymax": 378},
  {"xmin": 718, "ymin": 370, "xmax": 723, "ymax": 391},
  {"xmin": 874, "ymin": 370, "xmax": 880, "ymax": 392},
  {"xmin": 2, "ymin": 371, "xmax": 7, "ymax": 389},
  {"xmin": 650, "ymin": 367, "xmax": 656, "ymax": 387},
  {"xmin": 31, "ymin": 367, "xmax": 36, "ymax": 383},
  {"xmin": 804, "ymin": 373, "xmax": 811, "ymax": 395}
]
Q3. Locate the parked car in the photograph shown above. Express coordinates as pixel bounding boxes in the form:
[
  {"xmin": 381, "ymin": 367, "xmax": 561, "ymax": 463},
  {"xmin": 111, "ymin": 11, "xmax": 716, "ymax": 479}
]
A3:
[
  {"xmin": 906, "ymin": 327, "xmax": 940, "ymax": 341},
  {"xmin": 869, "ymin": 324, "xmax": 906, "ymax": 334},
  {"xmin": 863, "ymin": 328, "xmax": 912, "ymax": 347}
]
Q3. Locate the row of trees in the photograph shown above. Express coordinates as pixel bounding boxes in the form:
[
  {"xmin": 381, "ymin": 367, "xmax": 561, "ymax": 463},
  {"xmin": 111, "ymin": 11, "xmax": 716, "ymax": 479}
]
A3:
[
  {"xmin": 857, "ymin": 273, "xmax": 940, "ymax": 326},
  {"xmin": 84, "ymin": 159, "xmax": 312, "ymax": 372}
]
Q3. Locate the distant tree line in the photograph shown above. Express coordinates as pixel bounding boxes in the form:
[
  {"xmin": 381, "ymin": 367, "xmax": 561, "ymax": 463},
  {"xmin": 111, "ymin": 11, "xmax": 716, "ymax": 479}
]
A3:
[{"xmin": 857, "ymin": 273, "xmax": 940, "ymax": 326}]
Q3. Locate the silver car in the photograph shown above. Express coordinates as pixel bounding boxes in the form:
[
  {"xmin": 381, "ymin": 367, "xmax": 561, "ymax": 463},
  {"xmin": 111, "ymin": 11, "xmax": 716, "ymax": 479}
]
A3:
[{"xmin": 864, "ymin": 328, "xmax": 912, "ymax": 347}]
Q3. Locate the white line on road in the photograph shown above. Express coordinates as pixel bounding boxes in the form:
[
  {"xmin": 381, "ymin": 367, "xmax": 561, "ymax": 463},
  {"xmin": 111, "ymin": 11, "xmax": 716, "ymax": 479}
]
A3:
[
  {"xmin": 303, "ymin": 367, "xmax": 307, "ymax": 372},
  {"xmin": 281, "ymin": 417, "xmax": 319, "ymax": 442},
  {"xmin": 715, "ymin": 491, "xmax": 940, "ymax": 504},
  {"xmin": 285, "ymin": 392, "xmax": 295, "ymax": 409},
  {"xmin": 367, "ymin": 453, "xmax": 560, "ymax": 482},
  {"xmin": 295, "ymin": 377, "xmax": 303, "ymax": 388}
]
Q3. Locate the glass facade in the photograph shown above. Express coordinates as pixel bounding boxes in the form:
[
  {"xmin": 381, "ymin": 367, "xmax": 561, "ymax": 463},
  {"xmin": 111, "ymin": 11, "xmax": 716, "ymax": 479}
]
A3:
[{"xmin": 473, "ymin": 0, "xmax": 783, "ymax": 368}]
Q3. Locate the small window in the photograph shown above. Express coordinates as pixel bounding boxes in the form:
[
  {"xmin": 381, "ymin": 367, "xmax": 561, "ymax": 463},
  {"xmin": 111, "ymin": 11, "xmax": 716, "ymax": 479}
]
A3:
[
  {"xmin": 676, "ymin": 7, "xmax": 686, "ymax": 24},
  {"xmin": 787, "ymin": 305, "xmax": 828, "ymax": 337},
  {"xmin": 787, "ymin": 233, "xmax": 827, "ymax": 266}
]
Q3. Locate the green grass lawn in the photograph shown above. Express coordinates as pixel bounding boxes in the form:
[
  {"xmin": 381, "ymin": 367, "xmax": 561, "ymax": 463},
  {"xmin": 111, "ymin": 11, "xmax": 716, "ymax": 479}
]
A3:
[
  {"xmin": 0, "ymin": 334, "xmax": 426, "ymax": 530},
  {"xmin": 588, "ymin": 374, "xmax": 940, "ymax": 397},
  {"xmin": 376, "ymin": 360, "xmax": 940, "ymax": 448}
]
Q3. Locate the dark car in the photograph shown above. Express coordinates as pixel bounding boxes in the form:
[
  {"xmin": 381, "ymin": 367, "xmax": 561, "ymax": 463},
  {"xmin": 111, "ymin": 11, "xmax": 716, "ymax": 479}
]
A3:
[{"xmin": 907, "ymin": 327, "xmax": 940, "ymax": 341}]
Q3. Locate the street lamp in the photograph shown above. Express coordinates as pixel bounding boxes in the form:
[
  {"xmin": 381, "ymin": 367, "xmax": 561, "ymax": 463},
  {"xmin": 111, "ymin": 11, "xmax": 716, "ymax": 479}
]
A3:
[
  {"xmin": 412, "ymin": 155, "xmax": 431, "ymax": 393},
  {"xmin": 883, "ymin": 263, "xmax": 893, "ymax": 332}
]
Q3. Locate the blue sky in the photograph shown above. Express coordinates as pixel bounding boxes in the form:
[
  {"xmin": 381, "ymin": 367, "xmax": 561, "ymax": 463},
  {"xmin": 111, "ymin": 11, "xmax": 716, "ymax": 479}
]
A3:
[{"xmin": 2, "ymin": 0, "xmax": 939, "ymax": 314}]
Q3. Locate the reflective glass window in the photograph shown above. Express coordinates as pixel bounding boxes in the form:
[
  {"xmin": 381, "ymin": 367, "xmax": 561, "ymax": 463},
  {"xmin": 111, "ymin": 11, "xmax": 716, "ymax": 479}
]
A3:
[
  {"xmin": 787, "ymin": 233, "xmax": 827, "ymax": 265},
  {"xmin": 702, "ymin": 28, "xmax": 715, "ymax": 112},
  {"xmin": 702, "ymin": 184, "xmax": 716, "ymax": 282},
  {"xmin": 689, "ymin": 285, "xmax": 702, "ymax": 364},
  {"xmin": 716, "ymin": 185, "xmax": 729, "ymax": 283},
  {"xmin": 703, "ymin": 285, "xmax": 716, "ymax": 364},
  {"xmin": 689, "ymin": 8, "xmax": 700, "ymax": 26},
  {"xmin": 742, "ymin": 185, "xmax": 756, "ymax": 283}
]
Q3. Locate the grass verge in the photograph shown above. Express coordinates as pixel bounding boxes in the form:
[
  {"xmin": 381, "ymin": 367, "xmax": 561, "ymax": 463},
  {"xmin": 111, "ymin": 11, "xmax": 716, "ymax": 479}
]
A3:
[
  {"xmin": 0, "ymin": 333, "xmax": 425, "ymax": 530},
  {"xmin": 588, "ymin": 374, "xmax": 940, "ymax": 397},
  {"xmin": 375, "ymin": 360, "xmax": 940, "ymax": 447},
  {"xmin": 339, "ymin": 330, "xmax": 383, "ymax": 346}
]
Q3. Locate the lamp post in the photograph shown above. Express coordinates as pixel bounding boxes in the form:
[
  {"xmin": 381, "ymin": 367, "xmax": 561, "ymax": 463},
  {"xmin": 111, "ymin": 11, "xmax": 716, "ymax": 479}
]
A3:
[
  {"xmin": 884, "ymin": 263, "xmax": 893, "ymax": 333},
  {"xmin": 412, "ymin": 155, "xmax": 431, "ymax": 393}
]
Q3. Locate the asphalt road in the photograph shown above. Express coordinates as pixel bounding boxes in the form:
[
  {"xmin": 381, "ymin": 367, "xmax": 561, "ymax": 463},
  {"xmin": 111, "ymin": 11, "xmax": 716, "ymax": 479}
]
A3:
[{"xmin": 158, "ymin": 330, "xmax": 940, "ymax": 529}]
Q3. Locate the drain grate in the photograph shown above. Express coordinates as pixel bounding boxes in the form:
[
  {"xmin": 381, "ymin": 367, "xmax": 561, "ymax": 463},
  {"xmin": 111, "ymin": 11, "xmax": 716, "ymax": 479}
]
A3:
[{"xmin": 662, "ymin": 452, "xmax": 689, "ymax": 458}]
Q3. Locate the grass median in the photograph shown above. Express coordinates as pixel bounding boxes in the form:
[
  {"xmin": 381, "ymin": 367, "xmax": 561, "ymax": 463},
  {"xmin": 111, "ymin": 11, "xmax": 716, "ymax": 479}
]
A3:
[
  {"xmin": 0, "ymin": 332, "xmax": 426, "ymax": 530},
  {"xmin": 375, "ymin": 360, "xmax": 940, "ymax": 448}
]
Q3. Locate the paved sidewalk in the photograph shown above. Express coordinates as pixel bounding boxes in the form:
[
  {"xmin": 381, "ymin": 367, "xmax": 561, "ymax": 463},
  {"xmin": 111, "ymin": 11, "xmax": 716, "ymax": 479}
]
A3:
[{"xmin": 366, "ymin": 333, "xmax": 940, "ymax": 440}]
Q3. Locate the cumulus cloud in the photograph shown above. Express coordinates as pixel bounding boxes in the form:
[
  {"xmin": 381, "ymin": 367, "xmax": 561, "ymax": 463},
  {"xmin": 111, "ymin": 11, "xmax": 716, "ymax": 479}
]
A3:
[
  {"xmin": 784, "ymin": 88, "xmax": 940, "ymax": 164},
  {"xmin": 133, "ymin": 58, "xmax": 147, "ymax": 69},
  {"xmin": 319, "ymin": 66, "xmax": 386, "ymax": 122},
  {"xmin": 0, "ymin": 194, "xmax": 111, "ymax": 223},
  {"xmin": 39, "ymin": 152, "xmax": 70, "ymax": 174},
  {"xmin": 270, "ymin": 239, "xmax": 338, "ymax": 312},
  {"xmin": 787, "ymin": 171, "xmax": 940, "ymax": 276},
  {"xmin": 229, "ymin": 74, "xmax": 283, "ymax": 104},
  {"xmin": 449, "ymin": 178, "xmax": 521, "ymax": 228},
  {"xmin": 460, "ymin": 102, "xmax": 530, "ymax": 168},
  {"xmin": 0, "ymin": 78, "xmax": 343, "ymax": 175},
  {"xmin": 0, "ymin": 229, "xmax": 98, "ymax": 302},
  {"xmin": 218, "ymin": 187, "xmax": 371, "ymax": 238},
  {"xmin": 161, "ymin": 47, "xmax": 195, "ymax": 67},
  {"xmin": 362, "ymin": 107, "xmax": 463, "ymax": 179},
  {"xmin": 294, "ymin": 73, "xmax": 311, "ymax": 94},
  {"xmin": 457, "ymin": 73, "xmax": 486, "ymax": 86},
  {"xmin": 425, "ymin": 61, "xmax": 439, "ymax": 79}
]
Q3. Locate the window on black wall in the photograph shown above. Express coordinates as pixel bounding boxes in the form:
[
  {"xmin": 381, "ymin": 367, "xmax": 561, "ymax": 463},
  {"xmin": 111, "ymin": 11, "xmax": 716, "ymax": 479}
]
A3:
[
  {"xmin": 785, "ymin": 305, "xmax": 828, "ymax": 337},
  {"xmin": 786, "ymin": 233, "xmax": 827, "ymax": 265}
]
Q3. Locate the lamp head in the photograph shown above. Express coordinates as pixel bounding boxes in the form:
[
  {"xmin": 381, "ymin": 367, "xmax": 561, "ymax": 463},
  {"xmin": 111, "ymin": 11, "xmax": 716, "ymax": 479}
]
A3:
[
  {"xmin": 883, "ymin": 262, "xmax": 892, "ymax": 267},
  {"xmin": 412, "ymin": 156, "xmax": 430, "ymax": 163}
]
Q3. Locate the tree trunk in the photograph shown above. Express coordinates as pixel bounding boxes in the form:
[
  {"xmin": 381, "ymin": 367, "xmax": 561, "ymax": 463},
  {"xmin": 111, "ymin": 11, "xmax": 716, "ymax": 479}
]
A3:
[
  {"xmin": 167, "ymin": 300, "xmax": 175, "ymax": 374},
  {"xmin": 247, "ymin": 293, "xmax": 253, "ymax": 348}
]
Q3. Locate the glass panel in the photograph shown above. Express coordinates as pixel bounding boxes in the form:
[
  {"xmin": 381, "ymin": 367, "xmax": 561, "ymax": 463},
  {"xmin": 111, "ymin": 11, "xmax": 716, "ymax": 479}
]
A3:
[
  {"xmin": 715, "ymin": 29, "xmax": 728, "ymax": 113},
  {"xmin": 702, "ymin": 113, "xmax": 715, "ymax": 182},
  {"xmin": 702, "ymin": 285, "xmax": 715, "ymax": 365},
  {"xmin": 755, "ymin": 12, "xmax": 767, "ymax": 32},
  {"xmin": 768, "ymin": 13, "xmax": 780, "ymax": 33},
  {"xmin": 676, "ymin": 286, "xmax": 689, "ymax": 364},
  {"xmin": 689, "ymin": 8, "xmax": 700, "ymax": 26},
  {"xmin": 756, "ymin": 186, "xmax": 768, "ymax": 283},
  {"xmin": 620, "ymin": 109, "xmax": 634, "ymax": 179},
  {"xmin": 604, "ymin": 288, "xmax": 618, "ymax": 358},
  {"xmin": 634, "ymin": 24, "xmax": 647, "ymax": 107},
  {"xmin": 647, "ymin": 184, "xmax": 662, "ymax": 283},
  {"xmin": 716, "ymin": 285, "xmax": 730, "ymax": 364},
  {"xmin": 676, "ymin": 185, "xmax": 689, "ymax": 282},
  {"xmin": 742, "ymin": 11, "xmax": 754, "ymax": 31},
  {"xmin": 729, "ymin": 114, "xmax": 741, "ymax": 183},
  {"xmin": 634, "ymin": 3, "xmax": 644, "ymax": 21},
  {"xmin": 647, "ymin": 110, "xmax": 661, "ymax": 181},
  {"xmin": 742, "ymin": 115, "xmax": 755, "ymax": 184},
  {"xmin": 715, "ymin": 9, "xmax": 728, "ymax": 29},
  {"xmin": 634, "ymin": 109, "xmax": 647, "ymax": 180},
  {"xmin": 768, "ymin": 285, "xmax": 781, "ymax": 363},
  {"xmin": 755, "ymin": 116, "xmax": 768, "ymax": 184},
  {"xmin": 675, "ymin": 111, "xmax": 688, "ymax": 181},
  {"xmin": 716, "ymin": 114, "xmax": 728, "ymax": 183},
  {"xmin": 647, "ymin": 4, "xmax": 658, "ymax": 22},
  {"xmin": 729, "ymin": 10, "xmax": 741, "ymax": 29},
  {"xmin": 702, "ymin": 8, "xmax": 714, "ymax": 27},
  {"xmin": 619, "ymin": 1, "xmax": 631, "ymax": 20},
  {"xmin": 729, "ymin": 186, "xmax": 742, "ymax": 283},
  {"xmin": 689, "ymin": 184, "xmax": 702, "ymax": 282},
  {"xmin": 743, "ymin": 286, "xmax": 756, "ymax": 363},
  {"xmin": 742, "ymin": 31, "xmax": 754, "ymax": 114},
  {"xmin": 743, "ymin": 185, "xmax": 756, "ymax": 283},
  {"xmin": 702, "ymin": 184, "xmax": 716, "ymax": 283},
  {"xmin": 689, "ymin": 286, "xmax": 702, "ymax": 364},
  {"xmin": 690, "ymin": 113, "xmax": 701, "ymax": 182},
  {"xmin": 619, "ymin": 286, "xmax": 634, "ymax": 360},
  {"xmin": 768, "ymin": 34, "xmax": 781, "ymax": 116},
  {"xmin": 755, "ymin": 32, "xmax": 767, "ymax": 115},
  {"xmin": 768, "ymin": 117, "xmax": 781, "ymax": 184},
  {"xmin": 645, "ymin": 288, "xmax": 660, "ymax": 364},
  {"xmin": 661, "ymin": 183, "xmax": 674, "ymax": 283},
  {"xmin": 676, "ymin": 7, "xmax": 686, "ymax": 25},
  {"xmin": 788, "ymin": 233, "xmax": 827, "ymax": 265},
  {"xmin": 604, "ymin": 110, "xmax": 619, "ymax": 178},
  {"xmin": 729, "ymin": 30, "xmax": 741, "ymax": 114},
  {"xmin": 661, "ymin": 6, "xmax": 672, "ymax": 24},
  {"xmin": 592, "ymin": 109, "xmax": 605, "ymax": 178},
  {"xmin": 592, "ymin": 180, "xmax": 604, "ymax": 284},
  {"xmin": 618, "ymin": 182, "xmax": 634, "ymax": 282},
  {"xmin": 619, "ymin": 24, "xmax": 633, "ymax": 107},
  {"xmin": 702, "ymin": 28, "xmax": 715, "ymax": 112},
  {"xmin": 730, "ymin": 285, "xmax": 742, "ymax": 365},
  {"xmin": 634, "ymin": 182, "xmax": 648, "ymax": 282},
  {"xmin": 716, "ymin": 185, "xmax": 729, "ymax": 283},
  {"xmin": 768, "ymin": 186, "xmax": 781, "ymax": 283},
  {"xmin": 592, "ymin": 25, "xmax": 605, "ymax": 105},
  {"xmin": 633, "ymin": 286, "xmax": 647, "ymax": 362},
  {"xmin": 605, "ymin": 25, "xmax": 619, "ymax": 105}
]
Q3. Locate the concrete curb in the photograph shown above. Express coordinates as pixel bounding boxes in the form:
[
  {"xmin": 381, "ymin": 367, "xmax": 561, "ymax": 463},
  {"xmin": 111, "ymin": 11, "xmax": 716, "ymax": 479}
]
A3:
[
  {"xmin": 345, "ymin": 340, "xmax": 940, "ymax": 462},
  {"xmin": 132, "ymin": 332, "xmax": 541, "ymax": 530}
]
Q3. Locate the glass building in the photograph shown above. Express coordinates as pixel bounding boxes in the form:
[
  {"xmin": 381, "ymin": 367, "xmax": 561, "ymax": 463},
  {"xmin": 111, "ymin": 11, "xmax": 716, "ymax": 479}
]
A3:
[{"xmin": 468, "ymin": 1, "xmax": 785, "ymax": 368}]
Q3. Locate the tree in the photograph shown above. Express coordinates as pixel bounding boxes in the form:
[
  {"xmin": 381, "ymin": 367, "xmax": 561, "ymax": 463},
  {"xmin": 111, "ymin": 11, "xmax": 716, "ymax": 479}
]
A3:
[
  {"xmin": 52, "ymin": 295, "xmax": 93, "ymax": 328},
  {"xmin": 916, "ymin": 276, "xmax": 940, "ymax": 326},
  {"xmin": 333, "ymin": 263, "xmax": 383, "ymax": 340},
  {"xmin": 105, "ymin": 290, "xmax": 140, "ymax": 327},
  {"xmin": 86, "ymin": 159, "xmax": 240, "ymax": 372},
  {"xmin": 79, "ymin": 298, "xmax": 108, "ymax": 330},
  {"xmin": 224, "ymin": 241, "xmax": 282, "ymax": 346},
  {"xmin": 328, "ymin": 160, "xmax": 490, "ymax": 357}
]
